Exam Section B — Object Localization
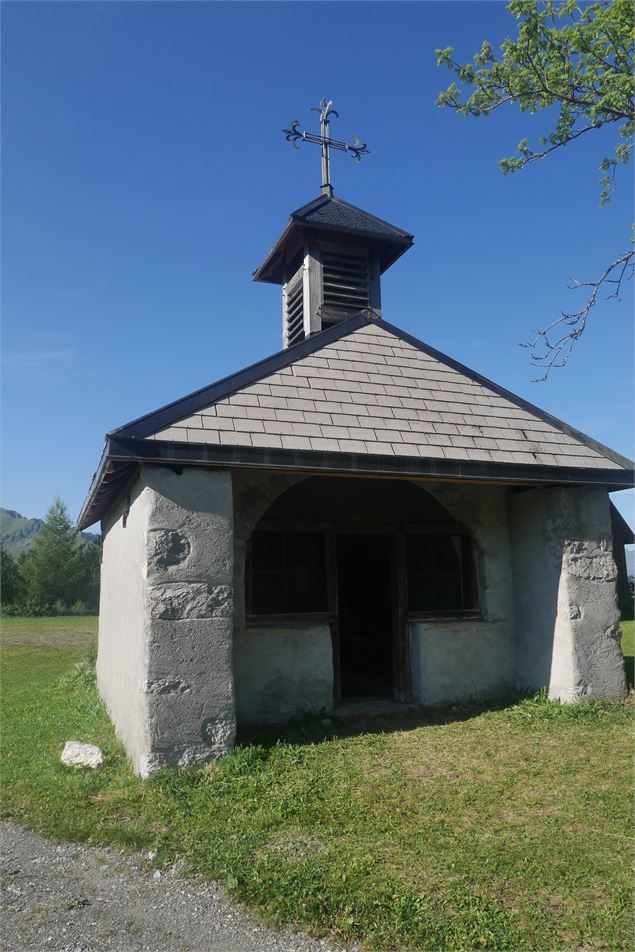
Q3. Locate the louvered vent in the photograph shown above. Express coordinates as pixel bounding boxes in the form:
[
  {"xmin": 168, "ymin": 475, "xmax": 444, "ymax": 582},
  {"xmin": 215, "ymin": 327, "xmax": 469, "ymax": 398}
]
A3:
[
  {"xmin": 285, "ymin": 269, "xmax": 305, "ymax": 346},
  {"xmin": 321, "ymin": 244, "xmax": 369, "ymax": 325}
]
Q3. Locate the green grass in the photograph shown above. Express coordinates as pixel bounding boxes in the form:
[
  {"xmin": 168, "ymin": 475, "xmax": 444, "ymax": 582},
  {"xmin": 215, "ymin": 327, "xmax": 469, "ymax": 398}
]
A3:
[
  {"xmin": 621, "ymin": 619, "xmax": 634, "ymax": 688},
  {"xmin": 620, "ymin": 619, "xmax": 634, "ymax": 658},
  {"xmin": 1, "ymin": 619, "xmax": 633, "ymax": 951},
  {"xmin": 0, "ymin": 614, "xmax": 98, "ymax": 648}
]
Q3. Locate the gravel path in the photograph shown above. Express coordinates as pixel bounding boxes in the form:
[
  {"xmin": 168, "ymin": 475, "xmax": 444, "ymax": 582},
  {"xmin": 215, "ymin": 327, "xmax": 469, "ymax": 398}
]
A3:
[{"xmin": 0, "ymin": 822, "xmax": 357, "ymax": 952}]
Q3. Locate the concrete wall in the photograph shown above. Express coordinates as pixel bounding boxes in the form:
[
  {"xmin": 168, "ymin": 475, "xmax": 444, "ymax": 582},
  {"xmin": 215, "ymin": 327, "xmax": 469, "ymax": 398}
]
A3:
[
  {"xmin": 509, "ymin": 486, "xmax": 627, "ymax": 701},
  {"xmin": 234, "ymin": 625, "xmax": 333, "ymax": 723},
  {"xmin": 98, "ymin": 465, "xmax": 236, "ymax": 775},
  {"xmin": 98, "ymin": 481, "xmax": 151, "ymax": 771},
  {"xmin": 410, "ymin": 620, "xmax": 515, "ymax": 705}
]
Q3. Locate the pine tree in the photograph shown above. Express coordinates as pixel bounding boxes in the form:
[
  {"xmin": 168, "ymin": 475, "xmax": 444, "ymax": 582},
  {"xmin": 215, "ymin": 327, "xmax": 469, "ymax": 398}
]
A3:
[
  {"xmin": 21, "ymin": 498, "xmax": 84, "ymax": 609},
  {"xmin": 1, "ymin": 546, "xmax": 25, "ymax": 606}
]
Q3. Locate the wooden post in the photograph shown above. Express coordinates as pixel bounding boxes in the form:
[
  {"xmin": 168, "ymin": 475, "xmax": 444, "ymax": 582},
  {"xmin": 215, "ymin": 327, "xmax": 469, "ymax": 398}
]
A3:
[{"xmin": 392, "ymin": 532, "xmax": 411, "ymax": 703}]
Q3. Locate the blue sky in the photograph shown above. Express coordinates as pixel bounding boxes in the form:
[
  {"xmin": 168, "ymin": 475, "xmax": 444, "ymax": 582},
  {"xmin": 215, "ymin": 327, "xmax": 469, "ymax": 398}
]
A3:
[{"xmin": 2, "ymin": 1, "xmax": 633, "ymax": 530}]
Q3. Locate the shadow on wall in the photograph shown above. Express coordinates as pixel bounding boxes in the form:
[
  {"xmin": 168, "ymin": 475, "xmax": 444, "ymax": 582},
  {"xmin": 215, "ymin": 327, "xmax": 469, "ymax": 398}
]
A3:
[{"xmin": 509, "ymin": 486, "xmax": 627, "ymax": 703}]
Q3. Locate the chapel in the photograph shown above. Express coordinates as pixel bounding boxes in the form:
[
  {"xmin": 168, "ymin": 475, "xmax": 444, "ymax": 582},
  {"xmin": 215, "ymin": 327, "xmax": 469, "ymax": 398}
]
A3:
[{"xmin": 79, "ymin": 102, "xmax": 633, "ymax": 776}]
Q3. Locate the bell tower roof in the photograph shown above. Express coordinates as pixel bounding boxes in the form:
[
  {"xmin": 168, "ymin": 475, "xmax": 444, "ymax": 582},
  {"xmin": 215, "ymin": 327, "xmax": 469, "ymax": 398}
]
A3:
[
  {"xmin": 253, "ymin": 192, "xmax": 413, "ymax": 285},
  {"xmin": 253, "ymin": 99, "xmax": 414, "ymax": 348}
]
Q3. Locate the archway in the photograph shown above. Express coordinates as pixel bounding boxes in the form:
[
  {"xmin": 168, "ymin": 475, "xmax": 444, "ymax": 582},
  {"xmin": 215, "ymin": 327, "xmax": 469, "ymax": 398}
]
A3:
[{"xmin": 245, "ymin": 476, "xmax": 476, "ymax": 703}]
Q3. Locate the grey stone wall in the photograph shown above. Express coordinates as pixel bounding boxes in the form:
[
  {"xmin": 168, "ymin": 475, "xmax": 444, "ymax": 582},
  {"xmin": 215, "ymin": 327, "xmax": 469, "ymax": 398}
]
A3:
[
  {"xmin": 410, "ymin": 620, "xmax": 515, "ymax": 705},
  {"xmin": 98, "ymin": 465, "xmax": 236, "ymax": 776},
  {"xmin": 509, "ymin": 485, "xmax": 627, "ymax": 701},
  {"xmin": 234, "ymin": 625, "xmax": 333, "ymax": 723}
]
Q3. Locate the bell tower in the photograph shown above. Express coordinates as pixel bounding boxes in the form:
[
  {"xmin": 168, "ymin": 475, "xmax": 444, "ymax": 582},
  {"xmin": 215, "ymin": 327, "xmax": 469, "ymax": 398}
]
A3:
[{"xmin": 252, "ymin": 100, "xmax": 414, "ymax": 348}]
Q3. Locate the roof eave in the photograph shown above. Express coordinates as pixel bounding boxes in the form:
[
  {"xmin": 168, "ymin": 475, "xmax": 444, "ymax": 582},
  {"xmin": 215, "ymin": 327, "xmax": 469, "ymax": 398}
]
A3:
[{"xmin": 78, "ymin": 435, "xmax": 634, "ymax": 529}]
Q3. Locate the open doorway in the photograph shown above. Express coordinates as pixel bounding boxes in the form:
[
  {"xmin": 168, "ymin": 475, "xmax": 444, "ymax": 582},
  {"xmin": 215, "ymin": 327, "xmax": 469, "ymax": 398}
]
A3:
[{"xmin": 336, "ymin": 534, "xmax": 394, "ymax": 699}]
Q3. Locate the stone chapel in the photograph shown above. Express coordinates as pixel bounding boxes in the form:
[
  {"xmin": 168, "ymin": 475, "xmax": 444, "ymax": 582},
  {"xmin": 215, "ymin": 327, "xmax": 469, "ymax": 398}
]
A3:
[{"xmin": 79, "ymin": 111, "xmax": 633, "ymax": 776}]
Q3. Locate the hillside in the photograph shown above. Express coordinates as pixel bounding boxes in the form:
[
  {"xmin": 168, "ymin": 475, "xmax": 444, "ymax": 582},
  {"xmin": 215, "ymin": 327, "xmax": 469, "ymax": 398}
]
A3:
[{"xmin": 0, "ymin": 508, "xmax": 98, "ymax": 557}]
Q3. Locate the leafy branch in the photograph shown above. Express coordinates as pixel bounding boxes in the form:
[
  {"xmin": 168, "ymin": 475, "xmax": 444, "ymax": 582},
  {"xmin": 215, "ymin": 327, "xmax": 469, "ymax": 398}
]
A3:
[{"xmin": 435, "ymin": 0, "xmax": 634, "ymax": 376}]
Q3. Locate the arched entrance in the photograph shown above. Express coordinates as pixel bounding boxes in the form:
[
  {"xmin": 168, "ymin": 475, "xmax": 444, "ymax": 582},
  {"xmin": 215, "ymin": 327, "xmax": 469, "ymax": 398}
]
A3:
[{"xmin": 245, "ymin": 476, "xmax": 476, "ymax": 703}]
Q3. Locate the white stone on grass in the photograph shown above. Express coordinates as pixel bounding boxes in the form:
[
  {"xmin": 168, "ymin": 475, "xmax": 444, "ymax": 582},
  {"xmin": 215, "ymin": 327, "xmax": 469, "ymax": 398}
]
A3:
[{"xmin": 60, "ymin": 741, "xmax": 104, "ymax": 769}]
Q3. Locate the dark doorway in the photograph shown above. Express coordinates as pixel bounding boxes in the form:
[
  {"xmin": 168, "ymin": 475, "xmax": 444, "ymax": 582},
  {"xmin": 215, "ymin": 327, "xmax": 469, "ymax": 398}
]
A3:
[{"xmin": 336, "ymin": 534, "xmax": 394, "ymax": 699}]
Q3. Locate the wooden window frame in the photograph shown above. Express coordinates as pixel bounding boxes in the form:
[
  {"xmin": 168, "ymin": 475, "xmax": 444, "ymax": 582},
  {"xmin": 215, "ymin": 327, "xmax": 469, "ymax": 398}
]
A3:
[
  {"xmin": 245, "ymin": 521, "xmax": 480, "ymax": 706},
  {"xmin": 246, "ymin": 521, "xmax": 479, "ymax": 622},
  {"xmin": 404, "ymin": 527, "xmax": 479, "ymax": 619}
]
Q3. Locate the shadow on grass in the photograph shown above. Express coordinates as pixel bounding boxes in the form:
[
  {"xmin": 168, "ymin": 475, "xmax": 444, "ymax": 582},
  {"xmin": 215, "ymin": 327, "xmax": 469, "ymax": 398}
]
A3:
[
  {"xmin": 237, "ymin": 695, "xmax": 526, "ymax": 749},
  {"xmin": 624, "ymin": 655, "xmax": 634, "ymax": 690}
]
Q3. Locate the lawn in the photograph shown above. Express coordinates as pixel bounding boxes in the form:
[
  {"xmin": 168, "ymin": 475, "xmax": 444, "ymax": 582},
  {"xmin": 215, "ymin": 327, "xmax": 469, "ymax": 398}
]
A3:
[{"xmin": 1, "ymin": 616, "xmax": 633, "ymax": 951}]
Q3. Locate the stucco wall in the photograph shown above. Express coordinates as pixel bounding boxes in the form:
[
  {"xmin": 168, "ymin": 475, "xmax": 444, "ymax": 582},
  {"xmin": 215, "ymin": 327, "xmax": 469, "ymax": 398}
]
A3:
[
  {"xmin": 410, "ymin": 620, "xmax": 515, "ymax": 705},
  {"xmin": 98, "ymin": 465, "xmax": 236, "ymax": 775},
  {"xmin": 97, "ymin": 481, "xmax": 151, "ymax": 772},
  {"xmin": 234, "ymin": 625, "xmax": 333, "ymax": 723},
  {"xmin": 509, "ymin": 485, "xmax": 627, "ymax": 701}
]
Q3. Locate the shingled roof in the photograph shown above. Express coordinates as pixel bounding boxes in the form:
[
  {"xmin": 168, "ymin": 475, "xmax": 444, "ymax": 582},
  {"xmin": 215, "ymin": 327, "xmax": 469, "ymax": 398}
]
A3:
[
  {"xmin": 253, "ymin": 194, "xmax": 414, "ymax": 283},
  {"xmin": 78, "ymin": 313, "xmax": 634, "ymax": 529}
]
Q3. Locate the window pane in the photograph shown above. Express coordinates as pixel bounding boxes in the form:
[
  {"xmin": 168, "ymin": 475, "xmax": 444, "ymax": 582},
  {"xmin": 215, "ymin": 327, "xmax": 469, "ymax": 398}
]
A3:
[
  {"xmin": 286, "ymin": 533, "xmax": 327, "ymax": 612},
  {"xmin": 407, "ymin": 535, "xmax": 466, "ymax": 611},
  {"xmin": 252, "ymin": 571, "xmax": 286, "ymax": 614},
  {"xmin": 252, "ymin": 532, "xmax": 284, "ymax": 570},
  {"xmin": 249, "ymin": 531, "xmax": 327, "ymax": 614}
]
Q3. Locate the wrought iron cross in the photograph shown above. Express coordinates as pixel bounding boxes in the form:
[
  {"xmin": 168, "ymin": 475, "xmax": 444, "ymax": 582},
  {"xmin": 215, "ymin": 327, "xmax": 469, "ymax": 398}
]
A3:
[{"xmin": 283, "ymin": 99, "xmax": 369, "ymax": 197}]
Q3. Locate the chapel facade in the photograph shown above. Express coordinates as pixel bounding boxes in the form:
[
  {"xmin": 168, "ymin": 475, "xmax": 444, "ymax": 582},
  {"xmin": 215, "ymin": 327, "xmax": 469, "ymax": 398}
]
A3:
[{"xmin": 80, "ymin": 184, "xmax": 633, "ymax": 777}]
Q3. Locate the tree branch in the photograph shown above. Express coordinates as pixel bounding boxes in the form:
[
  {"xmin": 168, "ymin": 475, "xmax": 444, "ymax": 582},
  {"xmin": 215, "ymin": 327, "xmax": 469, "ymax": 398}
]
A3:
[{"xmin": 521, "ymin": 250, "xmax": 635, "ymax": 380}]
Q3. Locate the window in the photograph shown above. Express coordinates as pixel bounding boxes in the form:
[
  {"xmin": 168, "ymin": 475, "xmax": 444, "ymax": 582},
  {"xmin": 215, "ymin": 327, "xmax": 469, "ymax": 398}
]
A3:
[
  {"xmin": 247, "ymin": 531, "xmax": 328, "ymax": 615},
  {"xmin": 406, "ymin": 533, "xmax": 475, "ymax": 613}
]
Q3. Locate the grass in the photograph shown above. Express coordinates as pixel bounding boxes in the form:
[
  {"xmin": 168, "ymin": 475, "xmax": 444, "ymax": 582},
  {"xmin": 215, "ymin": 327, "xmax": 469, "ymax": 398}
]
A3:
[
  {"xmin": 621, "ymin": 619, "xmax": 634, "ymax": 688},
  {"xmin": 0, "ymin": 613, "xmax": 98, "ymax": 649},
  {"xmin": 1, "ymin": 616, "xmax": 634, "ymax": 951}
]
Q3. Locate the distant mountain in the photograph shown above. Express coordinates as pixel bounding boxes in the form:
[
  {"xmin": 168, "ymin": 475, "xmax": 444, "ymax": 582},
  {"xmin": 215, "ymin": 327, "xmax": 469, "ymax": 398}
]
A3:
[
  {"xmin": 627, "ymin": 547, "xmax": 635, "ymax": 580},
  {"xmin": 0, "ymin": 507, "xmax": 98, "ymax": 558}
]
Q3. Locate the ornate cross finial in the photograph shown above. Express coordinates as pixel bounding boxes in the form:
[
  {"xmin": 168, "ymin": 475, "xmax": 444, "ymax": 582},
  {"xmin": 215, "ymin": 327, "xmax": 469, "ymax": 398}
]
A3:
[{"xmin": 283, "ymin": 99, "xmax": 369, "ymax": 197}]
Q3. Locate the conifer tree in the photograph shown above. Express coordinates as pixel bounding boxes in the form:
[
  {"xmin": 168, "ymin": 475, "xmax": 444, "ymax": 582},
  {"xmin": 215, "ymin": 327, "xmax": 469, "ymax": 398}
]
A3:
[
  {"xmin": 21, "ymin": 498, "xmax": 84, "ymax": 609},
  {"xmin": 0, "ymin": 546, "xmax": 25, "ymax": 606}
]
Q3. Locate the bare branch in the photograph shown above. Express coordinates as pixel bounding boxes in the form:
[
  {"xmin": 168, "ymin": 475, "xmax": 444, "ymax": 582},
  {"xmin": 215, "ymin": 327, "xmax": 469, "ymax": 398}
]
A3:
[{"xmin": 521, "ymin": 250, "xmax": 635, "ymax": 381}]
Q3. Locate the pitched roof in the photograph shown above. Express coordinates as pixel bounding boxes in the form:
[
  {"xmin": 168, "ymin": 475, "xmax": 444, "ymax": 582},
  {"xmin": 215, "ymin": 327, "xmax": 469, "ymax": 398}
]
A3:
[
  {"xmin": 253, "ymin": 194, "xmax": 413, "ymax": 284},
  {"xmin": 128, "ymin": 317, "xmax": 630, "ymax": 472},
  {"xmin": 290, "ymin": 194, "xmax": 414, "ymax": 243},
  {"xmin": 77, "ymin": 313, "xmax": 634, "ymax": 529}
]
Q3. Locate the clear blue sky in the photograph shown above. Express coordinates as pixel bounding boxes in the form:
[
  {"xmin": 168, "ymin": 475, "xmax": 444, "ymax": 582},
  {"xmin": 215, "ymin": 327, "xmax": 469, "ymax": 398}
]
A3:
[{"xmin": 2, "ymin": 1, "xmax": 633, "ymax": 530}]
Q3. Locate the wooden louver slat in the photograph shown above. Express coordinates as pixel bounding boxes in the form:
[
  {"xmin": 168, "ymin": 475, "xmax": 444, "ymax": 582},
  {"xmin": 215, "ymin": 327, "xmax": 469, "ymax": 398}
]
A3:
[
  {"xmin": 285, "ymin": 272, "xmax": 305, "ymax": 345},
  {"xmin": 321, "ymin": 249, "xmax": 370, "ymax": 323}
]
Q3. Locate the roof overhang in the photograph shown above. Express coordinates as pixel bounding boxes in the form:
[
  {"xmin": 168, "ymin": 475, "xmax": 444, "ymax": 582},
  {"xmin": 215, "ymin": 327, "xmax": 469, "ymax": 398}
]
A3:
[
  {"xmin": 253, "ymin": 195, "xmax": 414, "ymax": 284},
  {"xmin": 77, "ymin": 434, "xmax": 635, "ymax": 531}
]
